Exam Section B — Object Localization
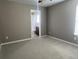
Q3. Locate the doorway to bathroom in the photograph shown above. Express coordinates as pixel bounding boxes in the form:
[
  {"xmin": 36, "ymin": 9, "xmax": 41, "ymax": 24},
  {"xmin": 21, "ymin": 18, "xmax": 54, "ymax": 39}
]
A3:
[{"xmin": 31, "ymin": 10, "xmax": 41, "ymax": 38}]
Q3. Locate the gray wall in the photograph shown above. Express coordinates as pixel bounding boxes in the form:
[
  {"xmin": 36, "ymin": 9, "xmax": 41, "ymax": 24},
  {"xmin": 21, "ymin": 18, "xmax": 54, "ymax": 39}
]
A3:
[
  {"xmin": 40, "ymin": 7, "xmax": 47, "ymax": 36},
  {"xmin": 0, "ymin": 1, "xmax": 36, "ymax": 43},
  {"xmin": 0, "ymin": 1, "xmax": 2, "ymax": 43},
  {"xmin": 0, "ymin": 1, "xmax": 2, "ymax": 58},
  {"xmin": 47, "ymin": 0, "xmax": 77, "ymax": 44}
]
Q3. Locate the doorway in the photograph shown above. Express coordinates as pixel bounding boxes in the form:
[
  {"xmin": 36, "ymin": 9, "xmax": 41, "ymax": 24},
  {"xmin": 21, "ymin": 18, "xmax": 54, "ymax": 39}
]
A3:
[{"xmin": 31, "ymin": 10, "xmax": 41, "ymax": 38}]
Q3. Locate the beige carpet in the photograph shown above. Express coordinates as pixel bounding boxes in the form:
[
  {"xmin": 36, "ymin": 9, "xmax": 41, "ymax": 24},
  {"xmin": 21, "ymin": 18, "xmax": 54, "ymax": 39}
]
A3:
[{"xmin": 1, "ymin": 36, "xmax": 78, "ymax": 59}]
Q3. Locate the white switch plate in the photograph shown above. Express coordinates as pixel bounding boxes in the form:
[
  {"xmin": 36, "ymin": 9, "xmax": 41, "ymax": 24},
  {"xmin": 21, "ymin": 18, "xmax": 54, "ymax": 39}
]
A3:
[{"xmin": 5, "ymin": 36, "xmax": 8, "ymax": 39}]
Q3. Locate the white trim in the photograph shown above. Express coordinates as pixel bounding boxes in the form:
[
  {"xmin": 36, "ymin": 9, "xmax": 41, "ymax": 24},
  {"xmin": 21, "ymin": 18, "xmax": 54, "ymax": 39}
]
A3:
[
  {"xmin": 0, "ymin": 35, "xmax": 77, "ymax": 47},
  {"xmin": 31, "ymin": 10, "xmax": 33, "ymax": 38},
  {"xmin": 0, "ymin": 35, "xmax": 46, "ymax": 46},
  {"xmin": 1, "ymin": 38, "xmax": 31, "ymax": 46},
  {"xmin": 0, "ymin": 35, "xmax": 47, "ymax": 46},
  {"xmin": 39, "ymin": 10, "xmax": 41, "ymax": 37},
  {"xmin": 47, "ymin": 35, "xmax": 78, "ymax": 47}
]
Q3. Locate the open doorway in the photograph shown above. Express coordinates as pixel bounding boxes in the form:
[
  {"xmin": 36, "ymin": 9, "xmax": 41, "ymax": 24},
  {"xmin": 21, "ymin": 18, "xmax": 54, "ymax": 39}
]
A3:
[
  {"xmin": 74, "ymin": 0, "xmax": 79, "ymax": 41},
  {"xmin": 31, "ymin": 10, "xmax": 41, "ymax": 38}
]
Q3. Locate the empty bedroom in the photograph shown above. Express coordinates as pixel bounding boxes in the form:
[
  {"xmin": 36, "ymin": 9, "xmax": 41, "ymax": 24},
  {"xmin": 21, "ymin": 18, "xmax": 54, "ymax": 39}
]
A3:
[{"xmin": 0, "ymin": 0, "xmax": 78, "ymax": 59}]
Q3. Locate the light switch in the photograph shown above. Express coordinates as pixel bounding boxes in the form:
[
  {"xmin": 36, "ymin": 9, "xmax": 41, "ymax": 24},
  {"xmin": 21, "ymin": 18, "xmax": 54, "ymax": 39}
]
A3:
[{"xmin": 5, "ymin": 36, "xmax": 8, "ymax": 39}]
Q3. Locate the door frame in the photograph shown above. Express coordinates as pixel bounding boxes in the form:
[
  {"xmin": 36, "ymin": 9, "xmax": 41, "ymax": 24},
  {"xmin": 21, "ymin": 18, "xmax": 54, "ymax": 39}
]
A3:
[{"xmin": 30, "ymin": 9, "xmax": 41, "ymax": 38}]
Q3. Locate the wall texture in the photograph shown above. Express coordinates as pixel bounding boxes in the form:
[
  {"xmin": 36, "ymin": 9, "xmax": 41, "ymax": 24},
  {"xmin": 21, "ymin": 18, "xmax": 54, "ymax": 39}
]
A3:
[
  {"xmin": 0, "ymin": 1, "xmax": 36, "ymax": 43},
  {"xmin": 47, "ymin": 0, "xmax": 77, "ymax": 44}
]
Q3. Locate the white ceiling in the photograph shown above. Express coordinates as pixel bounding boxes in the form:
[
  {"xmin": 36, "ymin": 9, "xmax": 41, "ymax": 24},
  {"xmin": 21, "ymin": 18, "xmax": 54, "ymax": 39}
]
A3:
[
  {"xmin": 39, "ymin": 0, "xmax": 65, "ymax": 7},
  {"xmin": 8, "ymin": 0, "xmax": 37, "ymax": 5},
  {"xmin": 8, "ymin": 0, "xmax": 65, "ymax": 7}
]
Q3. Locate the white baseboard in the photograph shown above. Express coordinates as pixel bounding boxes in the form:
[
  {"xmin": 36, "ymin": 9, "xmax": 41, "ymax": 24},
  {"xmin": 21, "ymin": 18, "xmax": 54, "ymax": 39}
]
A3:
[
  {"xmin": 0, "ymin": 35, "xmax": 78, "ymax": 47},
  {"xmin": 0, "ymin": 35, "xmax": 46, "ymax": 46},
  {"xmin": 47, "ymin": 35, "xmax": 78, "ymax": 47},
  {"xmin": 1, "ymin": 38, "xmax": 31, "ymax": 46}
]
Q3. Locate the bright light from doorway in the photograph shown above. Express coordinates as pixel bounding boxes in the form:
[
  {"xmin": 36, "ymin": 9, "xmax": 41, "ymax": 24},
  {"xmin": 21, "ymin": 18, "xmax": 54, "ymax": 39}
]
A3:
[
  {"xmin": 37, "ymin": 14, "xmax": 40, "ymax": 23},
  {"xmin": 75, "ymin": 1, "xmax": 79, "ymax": 36}
]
